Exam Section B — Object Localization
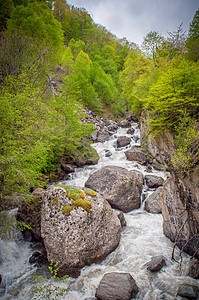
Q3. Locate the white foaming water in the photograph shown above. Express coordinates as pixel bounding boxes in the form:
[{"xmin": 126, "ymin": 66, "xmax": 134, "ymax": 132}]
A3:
[{"xmin": 1, "ymin": 123, "xmax": 198, "ymax": 299}]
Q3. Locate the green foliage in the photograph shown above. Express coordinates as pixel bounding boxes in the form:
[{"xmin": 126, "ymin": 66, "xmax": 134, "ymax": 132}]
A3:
[
  {"xmin": 144, "ymin": 57, "xmax": 199, "ymax": 135},
  {"xmin": 7, "ymin": 2, "xmax": 64, "ymax": 47},
  {"xmin": 186, "ymin": 9, "xmax": 199, "ymax": 61},
  {"xmin": 17, "ymin": 220, "xmax": 32, "ymax": 231},
  {"xmin": 171, "ymin": 112, "xmax": 199, "ymax": 175},
  {"xmin": 32, "ymin": 260, "xmax": 68, "ymax": 299}
]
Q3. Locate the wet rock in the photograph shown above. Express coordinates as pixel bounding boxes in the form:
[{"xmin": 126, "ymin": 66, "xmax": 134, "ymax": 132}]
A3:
[
  {"xmin": 72, "ymin": 145, "xmax": 99, "ymax": 167},
  {"xmin": 186, "ymin": 261, "xmax": 199, "ymax": 279},
  {"xmin": 145, "ymin": 175, "xmax": 164, "ymax": 188},
  {"xmin": 107, "ymin": 122, "xmax": 118, "ymax": 133},
  {"xmin": 95, "ymin": 272, "xmax": 139, "ymax": 300},
  {"xmin": 91, "ymin": 132, "xmax": 98, "ymax": 142},
  {"xmin": 162, "ymin": 174, "xmax": 199, "ymax": 259},
  {"xmin": 125, "ymin": 146, "xmax": 148, "ymax": 164},
  {"xmin": 97, "ymin": 131, "xmax": 110, "ymax": 142},
  {"xmin": 116, "ymin": 136, "xmax": 131, "ymax": 148},
  {"xmin": 29, "ymin": 250, "xmax": 47, "ymax": 264},
  {"xmin": 144, "ymin": 187, "xmax": 163, "ymax": 213},
  {"xmin": 61, "ymin": 164, "xmax": 76, "ymax": 174},
  {"xmin": 145, "ymin": 255, "xmax": 166, "ymax": 272},
  {"xmin": 105, "ymin": 150, "xmax": 112, "ymax": 157},
  {"xmin": 115, "ymin": 210, "xmax": 127, "ymax": 227},
  {"xmin": 22, "ymin": 230, "xmax": 33, "ymax": 242},
  {"xmin": 132, "ymin": 135, "xmax": 140, "ymax": 143},
  {"xmin": 85, "ymin": 166, "xmax": 143, "ymax": 213},
  {"xmin": 127, "ymin": 128, "xmax": 135, "ymax": 135},
  {"xmin": 120, "ymin": 120, "xmax": 131, "ymax": 128},
  {"xmin": 177, "ymin": 284, "xmax": 199, "ymax": 299},
  {"xmin": 41, "ymin": 186, "xmax": 121, "ymax": 277},
  {"xmin": 17, "ymin": 188, "xmax": 45, "ymax": 241}
]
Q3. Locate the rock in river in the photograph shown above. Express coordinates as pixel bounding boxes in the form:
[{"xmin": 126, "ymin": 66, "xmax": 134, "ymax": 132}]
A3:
[
  {"xmin": 41, "ymin": 186, "xmax": 121, "ymax": 277},
  {"xmin": 85, "ymin": 166, "xmax": 143, "ymax": 213}
]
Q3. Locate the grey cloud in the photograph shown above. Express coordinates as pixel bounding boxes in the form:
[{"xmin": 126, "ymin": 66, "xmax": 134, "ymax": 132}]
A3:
[{"xmin": 67, "ymin": 0, "xmax": 199, "ymax": 45}]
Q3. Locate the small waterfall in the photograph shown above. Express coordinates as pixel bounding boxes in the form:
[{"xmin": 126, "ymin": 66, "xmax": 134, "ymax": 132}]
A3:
[{"xmin": 0, "ymin": 209, "xmax": 35, "ymax": 299}]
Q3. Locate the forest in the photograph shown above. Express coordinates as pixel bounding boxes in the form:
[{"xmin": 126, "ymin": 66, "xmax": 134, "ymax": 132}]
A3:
[{"xmin": 0, "ymin": 0, "xmax": 199, "ymax": 199}]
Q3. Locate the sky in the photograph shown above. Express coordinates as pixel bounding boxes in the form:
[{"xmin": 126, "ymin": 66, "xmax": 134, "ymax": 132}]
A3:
[{"xmin": 66, "ymin": 0, "xmax": 198, "ymax": 45}]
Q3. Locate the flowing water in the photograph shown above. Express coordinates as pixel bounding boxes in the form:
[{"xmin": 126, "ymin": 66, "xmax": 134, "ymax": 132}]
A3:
[{"xmin": 0, "ymin": 123, "xmax": 198, "ymax": 299}]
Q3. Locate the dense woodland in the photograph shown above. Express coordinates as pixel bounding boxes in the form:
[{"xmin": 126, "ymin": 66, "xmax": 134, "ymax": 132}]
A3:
[{"xmin": 0, "ymin": 0, "xmax": 199, "ymax": 198}]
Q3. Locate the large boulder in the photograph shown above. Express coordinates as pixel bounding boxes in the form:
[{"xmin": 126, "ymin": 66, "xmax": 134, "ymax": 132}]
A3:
[
  {"xmin": 125, "ymin": 146, "xmax": 149, "ymax": 165},
  {"xmin": 95, "ymin": 272, "xmax": 139, "ymax": 300},
  {"xmin": 162, "ymin": 175, "xmax": 199, "ymax": 259},
  {"xmin": 144, "ymin": 187, "xmax": 163, "ymax": 213},
  {"xmin": 145, "ymin": 175, "xmax": 164, "ymax": 188},
  {"xmin": 116, "ymin": 136, "xmax": 131, "ymax": 148},
  {"xmin": 85, "ymin": 166, "xmax": 143, "ymax": 213},
  {"xmin": 41, "ymin": 186, "xmax": 121, "ymax": 277}
]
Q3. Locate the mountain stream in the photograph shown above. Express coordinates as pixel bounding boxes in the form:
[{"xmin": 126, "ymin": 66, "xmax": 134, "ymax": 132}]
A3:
[{"xmin": 0, "ymin": 123, "xmax": 198, "ymax": 299}]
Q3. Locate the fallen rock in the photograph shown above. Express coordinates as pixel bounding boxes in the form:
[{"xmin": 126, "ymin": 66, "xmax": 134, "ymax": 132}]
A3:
[
  {"xmin": 186, "ymin": 261, "xmax": 199, "ymax": 279},
  {"xmin": 41, "ymin": 186, "xmax": 121, "ymax": 277},
  {"xmin": 105, "ymin": 150, "xmax": 112, "ymax": 157},
  {"xmin": 144, "ymin": 187, "xmax": 163, "ymax": 213},
  {"xmin": 120, "ymin": 120, "xmax": 131, "ymax": 128},
  {"xmin": 127, "ymin": 128, "xmax": 135, "ymax": 135},
  {"xmin": 85, "ymin": 166, "xmax": 143, "ymax": 213},
  {"xmin": 95, "ymin": 272, "xmax": 139, "ymax": 300},
  {"xmin": 61, "ymin": 164, "xmax": 76, "ymax": 174},
  {"xmin": 116, "ymin": 136, "xmax": 131, "ymax": 148},
  {"xmin": 97, "ymin": 131, "xmax": 110, "ymax": 142},
  {"xmin": 115, "ymin": 210, "xmax": 126, "ymax": 227},
  {"xmin": 177, "ymin": 284, "xmax": 199, "ymax": 299},
  {"xmin": 145, "ymin": 175, "xmax": 164, "ymax": 188},
  {"xmin": 125, "ymin": 146, "xmax": 148, "ymax": 164},
  {"xmin": 145, "ymin": 255, "xmax": 166, "ymax": 272}
]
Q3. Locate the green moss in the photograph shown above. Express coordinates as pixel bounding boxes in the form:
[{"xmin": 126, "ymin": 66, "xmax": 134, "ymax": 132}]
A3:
[
  {"xmin": 62, "ymin": 204, "xmax": 73, "ymax": 215},
  {"xmin": 52, "ymin": 198, "xmax": 58, "ymax": 205},
  {"xmin": 71, "ymin": 198, "xmax": 92, "ymax": 213},
  {"xmin": 84, "ymin": 189, "xmax": 97, "ymax": 197},
  {"xmin": 67, "ymin": 189, "xmax": 85, "ymax": 200}
]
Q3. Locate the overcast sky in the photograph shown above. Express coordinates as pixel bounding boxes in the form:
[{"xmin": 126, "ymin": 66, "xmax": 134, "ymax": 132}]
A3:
[{"xmin": 67, "ymin": 0, "xmax": 198, "ymax": 45}]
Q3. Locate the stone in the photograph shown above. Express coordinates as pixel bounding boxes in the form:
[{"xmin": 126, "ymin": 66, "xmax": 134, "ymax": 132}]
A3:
[
  {"xmin": 105, "ymin": 150, "xmax": 112, "ymax": 157},
  {"xmin": 116, "ymin": 136, "xmax": 131, "ymax": 148},
  {"xmin": 144, "ymin": 187, "xmax": 163, "ymax": 213},
  {"xmin": 95, "ymin": 272, "xmax": 139, "ymax": 300},
  {"xmin": 127, "ymin": 128, "xmax": 135, "ymax": 135},
  {"xmin": 41, "ymin": 186, "xmax": 121, "ymax": 277},
  {"xmin": 187, "ymin": 261, "xmax": 199, "ymax": 279},
  {"xmin": 132, "ymin": 135, "xmax": 140, "ymax": 143},
  {"xmin": 85, "ymin": 166, "xmax": 143, "ymax": 213},
  {"xmin": 177, "ymin": 284, "xmax": 199, "ymax": 299},
  {"xmin": 61, "ymin": 164, "xmax": 76, "ymax": 174},
  {"xmin": 120, "ymin": 120, "xmax": 131, "ymax": 128},
  {"xmin": 97, "ymin": 131, "xmax": 110, "ymax": 142},
  {"xmin": 125, "ymin": 146, "xmax": 148, "ymax": 164},
  {"xmin": 162, "ymin": 176, "xmax": 199, "ymax": 259},
  {"xmin": 115, "ymin": 210, "xmax": 127, "ymax": 227},
  {"xmin": 145, "ymin": 255, "xmax": 166, "ymax": 272},
  {"xmin": 72, "ymin": 145, "xmax": 99, "ymax": 167},
  {"xmin": 17, "ymin": 189, "xmax": 45, "ymax": 241},
  {"xmin": 145, "ymin": 175, "xmax": 164, "ymax": 188},
  {"xmin": 29, "ymin": 250, "xmax": 47, "ymax": 264}
]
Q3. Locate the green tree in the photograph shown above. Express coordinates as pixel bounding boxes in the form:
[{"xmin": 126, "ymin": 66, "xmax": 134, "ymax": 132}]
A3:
[
  {"xmin": 7, "ymin": 2, "xmax": 64, "ymax": 46},
  {"xmin": 186, "ymin": 9, "xmax": 199, "ymax": 61},
  {"xmin": 144, "ymin": 57, "xmax": 199, "ymax": 135},
  {"xmin": 142, "ymin": 31, "xmax": 164, "ymax": 64}
]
